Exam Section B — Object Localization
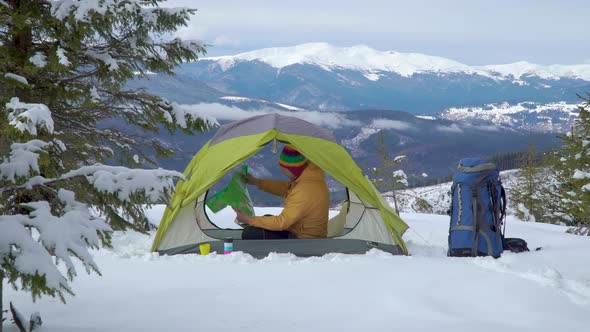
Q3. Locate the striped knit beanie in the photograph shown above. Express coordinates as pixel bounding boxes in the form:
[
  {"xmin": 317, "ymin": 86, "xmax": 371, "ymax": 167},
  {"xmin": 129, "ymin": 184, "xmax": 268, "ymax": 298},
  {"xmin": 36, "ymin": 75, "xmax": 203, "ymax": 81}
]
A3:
[{"xmin": 279, "ymin": 145, "xmax": 307, "ymax": 178}]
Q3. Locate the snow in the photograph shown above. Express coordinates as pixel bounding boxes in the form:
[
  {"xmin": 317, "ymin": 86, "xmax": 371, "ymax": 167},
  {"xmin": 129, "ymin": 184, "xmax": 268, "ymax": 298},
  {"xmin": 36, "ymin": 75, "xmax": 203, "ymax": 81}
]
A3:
[
  {"xmin": 572, "ymin": 170, "xmax": 590, "ymax": 191},
  {"xmin": 0, "ymin": 194, "xmax": 110, "ymax": 293},
  {"xmin": 441, "ymin": 100, "xmax": 585, "ymax": 132},
  {"xmin": 50, "ymin": 0, "xmax": 152, "ymax": 22},
  {"xmin": 393, "ymin": 169, "xmax": 408, "ymax": 186},
  {"xmin": 206, "ymin": 42, "xmax": 485, "ymax": 78},
  {"xmin": 363, "ymin": 72, "xmax": 381, "ymax": 81},
  {"xmin": 168, "ymin": 102, "xmax": 219, "ymax": 129},
  {"xmin": 4, "ymin": 206, "xmax": 590, "ymax": 331},
  {"xmin": 173, "ymin": 38, "xmax": 205, "ymax": 56},
  {"xmin": 341, "ymin": 127, "xmax": 380, "ymax": 157},
  {"xmin": 4, "ymin": 73, "xmax": 29, "ymax": 85},
  {"xmin": 0, "ymin": 140, "xmax": 49, "ymax": 183},
  {"xmin": 0, "ymin": 214, "xmax": 68, "ymax": 291},
  {"xmin": 415, "ymin": 115, "xmax": 436, "ymax": 120},
  {"xmin": 29, "ymin": 52, "xmax": 48, "ymax": 68},
  {"xmin": 393, "ymin": 155, "xmax": 406, "ymax": 163},
  {"xmin": 84, "ymin": 50, "xmax": 119, "ymax": 71},
  {"xmin": 62, "ymin": 165, "xmax": 184, "ymax": 202},
  {"xmin": 203, "ymin": 43, "xmax": 590, "ymax": 81},
  {"xmin": 6, "ymin": 97, "xmax": 54, "ymax": 135},
  {"xmin": 56, "ymin": 47, "xmax": 71, "ymax": 66},
  {"xmin": 483, "ymin": 61, "xmax": 590, "ymax": 81},
  {"xmin": 89, "ymin": 86, "xmax": 100, "ymax": 101},
  {"xmin": 572, "ymin": 170, "xmax": 590, "ymax": 179},
  {"xmin": 517, "ymin": 203, "xmax": 536, "ymax": 222},
  {"xmin": 443, "ymin": 102, "xmax": 580, "ymax": 122},
  {"xmin": 274, "ymin": 102, "xmax": 306, "ymax": 112}
]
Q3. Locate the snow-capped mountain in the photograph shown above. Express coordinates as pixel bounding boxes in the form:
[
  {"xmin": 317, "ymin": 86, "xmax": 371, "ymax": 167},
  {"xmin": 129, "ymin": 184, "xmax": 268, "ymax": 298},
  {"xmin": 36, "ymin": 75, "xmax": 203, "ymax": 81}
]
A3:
[
  {"xmin": 439, "ymin": 101, "xmax": 581, "ymax": 133},
  {"xmin": 176, "ymin": 43, "xmax": 590, "ymax": 114},
  {"xmin": 205, "ymin": 43, "xmax": 590, "ymax": 82}
]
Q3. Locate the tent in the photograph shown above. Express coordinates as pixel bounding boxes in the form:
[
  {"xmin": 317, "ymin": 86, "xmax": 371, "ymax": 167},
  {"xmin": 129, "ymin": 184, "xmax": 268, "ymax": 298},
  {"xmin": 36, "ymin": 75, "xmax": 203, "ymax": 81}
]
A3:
[{"xmin": 151, "ymin": 114, "xmax": 409, "ymax": 257}]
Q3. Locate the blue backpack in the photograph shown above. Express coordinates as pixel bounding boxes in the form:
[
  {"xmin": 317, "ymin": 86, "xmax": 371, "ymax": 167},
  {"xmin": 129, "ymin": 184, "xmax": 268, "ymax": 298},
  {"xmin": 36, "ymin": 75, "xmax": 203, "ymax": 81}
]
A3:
[{"xmin": 448, "ymin": 158, "xmax": 506, "ymax": 258}]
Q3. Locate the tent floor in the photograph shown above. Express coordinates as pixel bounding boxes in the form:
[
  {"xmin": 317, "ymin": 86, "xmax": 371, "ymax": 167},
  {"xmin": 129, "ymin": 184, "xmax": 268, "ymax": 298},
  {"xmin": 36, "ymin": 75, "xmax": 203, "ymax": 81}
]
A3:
[{"xmin": 158, "ymin": 236, "xmax": 405, "ymax": 258}]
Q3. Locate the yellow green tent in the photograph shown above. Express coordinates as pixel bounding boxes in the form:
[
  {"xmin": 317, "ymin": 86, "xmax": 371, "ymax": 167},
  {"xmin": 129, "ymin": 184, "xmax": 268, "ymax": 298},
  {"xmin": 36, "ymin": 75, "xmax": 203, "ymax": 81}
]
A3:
[{"xmin": 151, "ymin": 114, "xmax": 408, "ymax": 257}]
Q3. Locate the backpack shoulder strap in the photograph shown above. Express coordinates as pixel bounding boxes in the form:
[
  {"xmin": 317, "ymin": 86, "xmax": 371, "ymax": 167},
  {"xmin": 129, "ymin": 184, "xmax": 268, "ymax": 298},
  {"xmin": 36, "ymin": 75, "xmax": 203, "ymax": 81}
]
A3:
[{"xmin": 501, "ymin": 185, "xmax": 507, "ymax": 234}]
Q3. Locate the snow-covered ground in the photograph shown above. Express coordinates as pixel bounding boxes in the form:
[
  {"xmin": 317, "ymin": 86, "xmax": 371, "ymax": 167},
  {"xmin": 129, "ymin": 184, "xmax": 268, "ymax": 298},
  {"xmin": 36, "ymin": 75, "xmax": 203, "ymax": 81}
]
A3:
[{"xmin": 3, "ymin": 206, "xmax": 590, "ymax": 332}]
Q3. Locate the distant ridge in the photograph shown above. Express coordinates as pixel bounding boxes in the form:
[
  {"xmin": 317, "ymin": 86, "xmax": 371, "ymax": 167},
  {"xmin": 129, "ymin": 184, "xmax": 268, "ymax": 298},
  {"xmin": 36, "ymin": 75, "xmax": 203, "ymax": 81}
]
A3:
[{"xmin": 204, "ymin": 42, "xmax": 590, "ymax": 81}]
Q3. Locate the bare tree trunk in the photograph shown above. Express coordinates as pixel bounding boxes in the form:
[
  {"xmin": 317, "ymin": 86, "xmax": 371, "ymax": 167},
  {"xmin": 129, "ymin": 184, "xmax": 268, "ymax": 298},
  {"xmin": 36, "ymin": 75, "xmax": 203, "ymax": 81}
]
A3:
[{"xmin": 392, "ymin": 190, "xmax": 400, "ymax": 215}]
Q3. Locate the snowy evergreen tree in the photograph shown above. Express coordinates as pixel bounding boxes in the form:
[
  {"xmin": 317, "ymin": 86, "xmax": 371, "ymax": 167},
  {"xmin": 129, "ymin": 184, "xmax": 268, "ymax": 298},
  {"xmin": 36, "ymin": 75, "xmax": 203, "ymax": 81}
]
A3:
[
  {"xmin": 509, "ymin": 145, "xmax": 548, "ymax": 222},
  {"xmin": 0, "ymin": 1, "xmax": 216, "ymax": 329},
  {"xmin": 545, "ymin": 94, "xmax": 590, "ymax": 234}
]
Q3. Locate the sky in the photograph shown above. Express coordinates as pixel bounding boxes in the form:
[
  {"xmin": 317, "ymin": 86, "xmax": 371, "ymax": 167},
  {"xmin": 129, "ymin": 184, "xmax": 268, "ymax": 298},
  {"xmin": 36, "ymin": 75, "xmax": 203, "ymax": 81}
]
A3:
[{"xmin": 165, "ymin": 0, "xmax": 590, "ymax": 65}]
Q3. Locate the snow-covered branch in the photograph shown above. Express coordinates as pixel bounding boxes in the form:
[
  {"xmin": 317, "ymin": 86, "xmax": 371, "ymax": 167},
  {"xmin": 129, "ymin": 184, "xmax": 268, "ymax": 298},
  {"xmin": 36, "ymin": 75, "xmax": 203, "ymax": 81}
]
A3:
[
  {"xmin": 63, "ymin": 165, "xmax": 184, "ymax": 202},
  {"xmin": 168, "ymin": 102, "xmax": 219, "ymax": 129},
  {"xmin": 0, "ymin": 190, "xmax": 111, "ymax": 300},
  {"xmin": 0, "ymin": 140, "xmax": 49, "ymax": 183},
  {"xmin": 393, "ymin": 169, "xmax": 409, "ymax": 186},
  {"xmin": 393, "ymin": 155, "xmax": 406, "ymax": 163},
  {"xmin": 6, "ymin": 98, "xmax": 54, "ymax": 135},
  {"xmin": 4, "ymin": 73, "xmax": 29, "ymax": 86}
]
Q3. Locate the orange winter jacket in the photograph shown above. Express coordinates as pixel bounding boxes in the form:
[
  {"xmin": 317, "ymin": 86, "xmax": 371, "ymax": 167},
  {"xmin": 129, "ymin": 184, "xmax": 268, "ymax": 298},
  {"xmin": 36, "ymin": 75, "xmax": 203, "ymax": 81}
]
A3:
[{"xmin": 249, "ymin": 163, "xmax": 329, "ymax": 238}]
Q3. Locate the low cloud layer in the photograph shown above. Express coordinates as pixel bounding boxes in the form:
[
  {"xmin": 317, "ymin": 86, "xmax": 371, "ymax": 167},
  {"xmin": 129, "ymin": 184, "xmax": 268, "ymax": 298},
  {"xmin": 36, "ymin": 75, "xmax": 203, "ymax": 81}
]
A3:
[
  {"xmin": 176, "ymin": 103, "xmax": 361, "ymax": 129},
  {"xmin": 371, "ymin": 119, "xmax": 414, "ymax": 131},
  {"xmin": 436, "ymin": 124, "xmax": 463, "ymax": 133}
]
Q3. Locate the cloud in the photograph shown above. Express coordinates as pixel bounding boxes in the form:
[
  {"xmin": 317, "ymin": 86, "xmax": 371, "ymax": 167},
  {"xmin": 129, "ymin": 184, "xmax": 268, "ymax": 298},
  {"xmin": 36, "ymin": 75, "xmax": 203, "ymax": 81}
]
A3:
[
  {"xmin": 175, "ymin": 24, "xmax": 208, "ymax": 41},
  {"xmin": 468, "ymin": 124, "xmax": 500, "ymax": 132},
  {"xmin": 175, "ymin": 103, "xmax": 361, "ymax": 129},
  {"xmin": 436, "ymin": 124, "xmax": 463, "ymax": 133},
  {"xmin": 212, "ymin": 35, "xmax": 241, "ymax": 47},
  {"xmin": 371, "ymin": 119, "xmax": 413, "ymax": 131}
]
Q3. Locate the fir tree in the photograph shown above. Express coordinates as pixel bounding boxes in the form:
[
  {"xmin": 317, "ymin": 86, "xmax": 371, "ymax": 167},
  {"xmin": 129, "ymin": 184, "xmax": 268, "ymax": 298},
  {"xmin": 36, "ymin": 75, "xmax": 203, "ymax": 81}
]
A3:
[
  {"xmin": 509, "ymin": 145, "xmax": 547, "ymax": 222},
  {"xmin": 547, "ymin": 94, "xmax": 590, "ymax": 234},
  {"xmin": 0, "ymin": 1, "xmax": 215, "ymax": 328}
]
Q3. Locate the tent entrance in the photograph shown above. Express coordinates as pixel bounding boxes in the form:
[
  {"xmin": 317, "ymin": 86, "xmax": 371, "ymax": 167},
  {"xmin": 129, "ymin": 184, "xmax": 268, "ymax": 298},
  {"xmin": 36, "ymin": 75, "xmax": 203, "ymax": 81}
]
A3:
[{"xmin": 197, "ymin": 185, "xmax": 379, "ymax": 240}]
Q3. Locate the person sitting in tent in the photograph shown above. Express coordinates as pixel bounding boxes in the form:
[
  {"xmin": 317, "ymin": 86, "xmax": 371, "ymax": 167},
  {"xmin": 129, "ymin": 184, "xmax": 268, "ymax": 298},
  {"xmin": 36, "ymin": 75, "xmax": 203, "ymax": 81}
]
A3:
[{"xmin": 233, "ymin": 145, "xmax": 330, "ymax": 239}]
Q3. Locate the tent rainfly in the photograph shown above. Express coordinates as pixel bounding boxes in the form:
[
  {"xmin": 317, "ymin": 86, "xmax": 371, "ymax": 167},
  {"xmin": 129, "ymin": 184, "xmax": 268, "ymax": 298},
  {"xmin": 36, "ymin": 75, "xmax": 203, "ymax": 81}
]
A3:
[{"xmin": 151, "ymin": 114, "xmax": 409, "ymax": 258}]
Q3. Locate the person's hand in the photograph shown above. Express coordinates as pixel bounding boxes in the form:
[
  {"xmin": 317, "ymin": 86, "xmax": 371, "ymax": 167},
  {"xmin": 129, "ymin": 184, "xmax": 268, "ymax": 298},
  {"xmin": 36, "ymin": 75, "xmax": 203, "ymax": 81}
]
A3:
[
  {"xmin": 233, "ymin": 207, "xmax": 252, "ymax": 224},
  {"xmin": 245, "ymin": 173, "xmax": 259, "ymax": 186}
]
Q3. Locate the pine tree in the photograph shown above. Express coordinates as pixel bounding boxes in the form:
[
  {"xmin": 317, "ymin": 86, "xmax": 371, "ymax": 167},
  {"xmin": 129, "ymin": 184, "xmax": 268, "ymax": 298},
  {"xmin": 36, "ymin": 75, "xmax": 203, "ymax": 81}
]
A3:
[
  {"xmin": 0, "ymin": 1, "xmax": 215, "ymax": 328},
  {"xmin": 545, "ymin": 94, "xmax": 590, "ymax": 233},
  {"xmin": 509, "ymin": 144, "xmax": 547, "ymax": 222}
]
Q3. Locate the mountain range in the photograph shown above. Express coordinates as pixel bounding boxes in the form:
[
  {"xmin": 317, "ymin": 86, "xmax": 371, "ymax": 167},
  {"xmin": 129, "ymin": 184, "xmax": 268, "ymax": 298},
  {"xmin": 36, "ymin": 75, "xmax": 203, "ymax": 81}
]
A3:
[
  {"xmin": 176, "ymin": 43, "xmax": 590, "ymax": 114},
  {"xmin": 123, "ymin": 43, "xmax": 590, "ymax": 204}
]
